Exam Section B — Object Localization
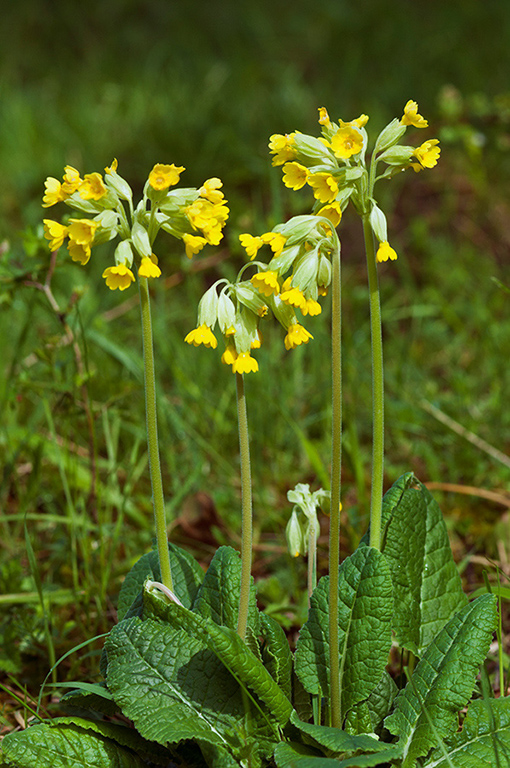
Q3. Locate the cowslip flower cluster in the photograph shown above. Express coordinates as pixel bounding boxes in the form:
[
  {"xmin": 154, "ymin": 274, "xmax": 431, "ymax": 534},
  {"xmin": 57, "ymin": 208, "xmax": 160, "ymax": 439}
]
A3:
[
  {"xmin": 42, "ymin": 161, "xmax": 228, "ymax": 290},
  {"xmin": 185, "ymin": 215, "xmax": 339, "ymax": 373},
  {"xmin": 269, "ymin": 100, "xmax": 440, "ymax": 262}
]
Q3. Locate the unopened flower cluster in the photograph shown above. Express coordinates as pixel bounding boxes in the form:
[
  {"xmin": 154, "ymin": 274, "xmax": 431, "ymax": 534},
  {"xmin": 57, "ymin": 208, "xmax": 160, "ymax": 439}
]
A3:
[
  {"xmin": 42, "ymin": 161, "xmax": 228, "ymax": 290},
  {"xmin": 269, "ymin": 99, "xmax": 440, "ymax": 262},
  {"xmin": 285, "ymin": 483, "xmax": 330, "ymax": 558},
  {"xmin": 185, "ymin": 214, "xmax": 339, "ymax": 373}
]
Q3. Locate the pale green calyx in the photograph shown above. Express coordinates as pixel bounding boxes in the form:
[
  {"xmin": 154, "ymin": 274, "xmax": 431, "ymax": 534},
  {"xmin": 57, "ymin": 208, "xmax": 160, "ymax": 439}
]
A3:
[
  {"xmin": 369, "ymin": 203, "xmax": 388, "ymax": 243},
  {"xmin": 114, "ymin": 238, "xmax": 134, "ymax": 268},
  {"xmin": 217, "ymin": 291, "xmax": 236, "ymax": 334},
  {"xmin": 374, "ymin": 118, "xmax": 407, "ymax": 154},
  {"xmin": 378, "ymin": 145, "xmax": 415, "ymax": 166},
  {"xmin": 198, "ymin": 284, "xmax": 219, "ymax": 328},
  {"xmin": 131, "ymin": 220, "xmax": 152, "ymax": 258}
]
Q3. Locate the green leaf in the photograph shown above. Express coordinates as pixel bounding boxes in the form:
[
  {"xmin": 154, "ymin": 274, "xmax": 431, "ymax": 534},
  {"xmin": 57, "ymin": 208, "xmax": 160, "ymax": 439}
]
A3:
[
  {"xmin": 294, "ymin": 547, "xmax": 393, "ymax": 721},
  {"xmin": 377, "ymin": 478, "xmax": 468, "ymax": 656},
  {"xmin": 260, "ymin": 612, "xmax": 293, "ymax": 701},
  {"xmin": 2, "ymin": 719, "xmax": 148, "ymax": 768},
  {"xmin": 273, "ymin": 740, "xmax": 402, "ymax": 768},
  {"xmin": 423, "ymin": 697, "xmax": 510, "ymax": 767},
  {"xmin": 290, "ymin": 710, "xmax": 398, "ymax": 757},
  {"xmin": 273, "ymin": 741, "xmax": 322, "ymax": 768},
  {"xmin": 343, "ymin": 700, "xmax": 373, "ymax": 736},
  {"xmin": 106, "ymin": 616, "xmax": 246, "ymax": 753},
  {"xmin": 385, "ymin": 594, "xmax": 498, "ymax": 767},
  {"xmin": 192, "ymin": 545, "xmax": 260, "ymax": 645},
  {"xmin": 117, "ymin": 542, "xmax": 204, "ymax": 620},
  {"xmin": 343, "ymin": 669, "xmax": 399, "ymax": 735},
  {"xmin": 143, "ymin": 586, "xmax": 293, "ymax": 728},
  {"xmin": 59, "ymin": 683, "xmax": 120, "ymax": 718}
]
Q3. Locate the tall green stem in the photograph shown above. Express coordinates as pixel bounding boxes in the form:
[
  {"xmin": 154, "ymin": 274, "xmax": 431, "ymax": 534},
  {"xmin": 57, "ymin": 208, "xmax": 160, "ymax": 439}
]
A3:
[
  {"xmin": 235, "ymin": 371, "xmax": 253, "ymax": 639},
  {"xmin": 329, "ymin": 238, "xmax": 342, "ymax": 728},
  {"xmin": 139, "ymin": 276, "xmax": 173, "ymax": 590},
  {"xmin": 362, "ymin": 215, "xmax": 384, "ymax": 551}
]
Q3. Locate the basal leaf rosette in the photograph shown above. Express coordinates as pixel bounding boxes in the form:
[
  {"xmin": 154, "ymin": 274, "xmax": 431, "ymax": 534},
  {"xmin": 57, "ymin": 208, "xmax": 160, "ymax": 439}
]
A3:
[
  {"xmin": 185, "ymin": 215, "xmax": 339, "ymax": 373},
  {"xmin": 269, "ymin": 100, "xmax": 440, "ymax": 262},
  {"xmin": 42, "ymin": 161, "xmax": 228, "ymax": 291}
]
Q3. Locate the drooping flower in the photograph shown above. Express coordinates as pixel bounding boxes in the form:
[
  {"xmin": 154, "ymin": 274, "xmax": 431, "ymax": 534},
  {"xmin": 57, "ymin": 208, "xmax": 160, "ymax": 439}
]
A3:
[
  {"xmin": 318, "ymin": 107, "xmax": 332, "ymax": 127},
  {"xmin": 183, "ymin": 233, "xmax": 208, "ymax": 259},
  {"xmin": 221, "ymin": 345, "xmax": 238, "ymax": 366},
  {"xmin": 232, "ymin": 351, "xmax": 259, "ymax": 374},
  {"xmin": 300, "ymin": 298, "xmax": 322, "ymax": 316},
  {"xmin": 61, "ymin": 166, "xmax": 82, "ymax": 196},
  {"xmin": 376, "ymin": 241, "xmax": 398, "ymax": 262},
  {"xmin": 199, "ymin": 177, "xmax": 224, "ymax": 203},
  {"xmin": 268, "ymin": 133, "xmax": 297, "ymax": 166},
  {"xmin": 68, "ymin": 241, "xmax": 91, "ymax": 265},
  {"xmin": 284, "ymin": 323, "xmax": 313, "ymax": 350},
  {"xmin": 317, "ymin": 202, "xmax": 342, "ymax": 227},
  {"xmin": 67, "ymin": 218, "xmax": 98, "ymax": 246},
  {"xmin": 138, "ymin": 256, "xmax": 162, "ymax": 279},
  {"xmin": 102, "ymin": 264, "xmax": 135, "ymax": 290},
  {"xmin": 251, "ymin": 270, "xmax": 280, "ymax": 297},
  {"xmin": 330, "ymin": 126, "xmax": 364, "ymax": 159},
  {"xmin": 239, "ymin": 233, "xmax": 264, "ymax": 260},
  {"xmin": 411, "ymin": 139, "xmax": 441, "ymax": 171},
  {"xmin": 280, "ymin": 283, "xmax": 307, "ymax": 310},
  {"xmin": 184, "ymin": 323, "xmax": 218, "ymax": 349},
  {"xmin": 340, "ymin": 114, "xmax": 369, "ymax": 129},
  {"xmin": 148, "ymin": 163, "xmax": 186, "ymax": 191},
  {"xmin": 308, "ymin": 172, "xmax": 339, "ymax": 203},
  {"xmin": 401, "ymin": 100, "xmax": 428, "ymax": 128},
  {"xmin": 43, "ymin": 220, "xmax": 68, "ymax": 250},
  {"xmin": 42, "ymin": 177, "xmax": 64, "ymax": 207},
  {"xmin": 282, "ymin": 162, "xmax": 309, "ymax": 190},
  {"xmin": 79, "ymin": 172, "xmax": 107, "ymax": 201},
  {"xmin": 261, "ymin": 232, "xmax": 287, "ymax": 257}
]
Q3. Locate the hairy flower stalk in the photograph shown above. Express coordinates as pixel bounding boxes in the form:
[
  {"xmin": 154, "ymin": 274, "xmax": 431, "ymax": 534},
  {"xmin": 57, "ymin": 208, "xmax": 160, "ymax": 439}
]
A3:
[
  {"xmin": 139, "ymin": 276, "xmax": 173, "ymax": 590},
  {"xmin": 363, "ymin": 216, "xmax": 384, "ymax": 550},
  {"xmin": 329, "ymin": 237, "xmax": 342, "ymax": 728},
  {"xmin": 235, "ymin": 372, "xmax": 253, "ymax": 639}
]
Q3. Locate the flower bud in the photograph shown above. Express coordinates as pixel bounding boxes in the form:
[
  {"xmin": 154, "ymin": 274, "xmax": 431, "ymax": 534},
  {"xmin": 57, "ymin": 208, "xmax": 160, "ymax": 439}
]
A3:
[
  {"xmin": 114, "ymin": 239, "xmax": 134, "ymax": 268},
  {"xmin": 217, "ymin": 291, "xmax": 236, "ymax": 333},
  {"xmin": 131, "ymin": 221, "xmax": 152, "ymax": 259},
  {"xmin": 104, "ymin": 164, "xmax": 133, "ymax": 201},
  {"xmin": 369, "ymin": 203, "xmax": 388, "ymax": 243},
  {"xmin": 286, "ymin": 508, "xmax": 307, "ymax": 557},
  {"xmin": 198, "ymin": 285, "xmax": 219, "ymax": 328},
  {"xmin": 378, "ymin": 145, "xmax": 414, "ymax": 166},
  {"xmin": 374, "ymin": 118, "xmax": 407, "ymax": 154},
  {"xmin": 234, "ymin": 282, "xmax": 268, "ymax": 317},
  {"xmin": 292, "ymin": 250, "xmax": 319, "ymax": 293}
]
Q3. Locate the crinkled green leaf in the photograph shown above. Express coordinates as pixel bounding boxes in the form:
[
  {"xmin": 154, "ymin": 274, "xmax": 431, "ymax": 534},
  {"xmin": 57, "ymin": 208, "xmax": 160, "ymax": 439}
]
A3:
[
  {"xmin": 290, "ymin": 710, "xmax": 396, "ymax": 757},
  {"xmin": 60, "ymin": 683, "xmax": 120, "ymax": 718},
  {"xmin": 2, "ymin": 719, "xmax": 147, "ymax": 768},
  {"xmin": 143, "ymin": 586, "xmax": 292, "ymax": 728},
  {"xmin": 385, "ymin": 594, "xmax": 498, "ymax": 767},
  {"xmin": 273, "ymin": 740, "xmax": 402, "ymax": 768},
  {"xmin": 365, "ymin": 474, "xmax": 467, "ymax": 656},
  {"xmin": 344, "ymin": 670, "xmax": 399, "ymax": 735},
  {"xmin": 424, "ymin": 697, "xmax": 510, "ymax": 767},
  {"xmin": 260, "ymin": 612, "xmax": 293, "ymax": 701},
  {"xmin": 343, "ymin": 700, "xmax": 373, "ymax": 736},
  {"xmin": 106, "ymin": 615, "xmax": 246, "ymax": 754},
  {"xmin": 294, "ymin": 547, "xmax": 393, "ymax": 722},
  {"xmin": 192, "ymin": 545, "xmax": 260, "ymax": 654},
  {"xmin": 117, "ymin": 542, "xmax": 204, "ymax": 620}
]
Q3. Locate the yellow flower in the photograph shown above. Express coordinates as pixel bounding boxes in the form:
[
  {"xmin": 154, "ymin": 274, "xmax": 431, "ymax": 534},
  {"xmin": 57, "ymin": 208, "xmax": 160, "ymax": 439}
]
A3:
[
  {"xmin": 239, "ymin": 233, "xmax": 264, "ymax": 260},
  {"xmin": 68, "ymin": 241, "xmax": 91, "ymax": 265},
  {"xmin": 308, "ymin": 172, "xmax": 339, "ymax": 203},
  {"xmin": 401, "ymin": 100, "xmax": 428, "ymax": 128},
  {"xmin": 282, "ymin": 162, "xmax": 309, "ymax": 190},
  {"xmin": 261, "ymin": 232, "xmax": 286, "ymax": 257},
  {"xmin": 138, "ymin": 256, "xmax": 162, "ymax": 279},
  {"xmin": 251, "ymin": 270, "xmax": 280, "ymax": 297},
  {"xmin": 105, "ymin": 158, "xmax": 118, "ymax": 174},
  {"xmin": 232, "ymin": 351, "xmax": 259, "ymax": 374},
  {"xmin": 340, "ymin": 114, "xmax": 369, "ymax": 129},
  {"xmin": 148, "ymin": 163, "xmax": 185, "ymax": 191},
  {"xmin": 221, "ymin": 346, "xmax": 238, "ymax": 366},
  {"xmin": 102, "ymin": 264, "xmax": 135, "ymax": 290},
  {"xmin": 184, "ymin": 323, "xmax": 218, "ymax": 349},
  {"xmin": 185, "ymin": 199, "xmax": 229, "ymax": 244},
  {"xmin": 268, "ymin": 133, "xmax": 297, "ymax": 166},
  {"xmin": 300, "ymin": 298, "xmax": 322, "ymax": 316},
  {"xmin": 318, "ymin": 202, "xmax": 342, "ymax": 227},
  {"xmin": 42, "ymin": 177, "xmax": 64, "ymax": 207},
  {"xmin": 318, "ymin": 107, "xmax": 331, "ymax": 126},
  {"xmin": 183, "ymin": 233, "xmax": 208, "ymax": 259},
  {"xmin": 411, "ymin": 139, "xmax": 441, "ymax": 171},
  {"xmin": 79, "ymin": 172, "xmax": 107, "ymax": 201},
  {"xmin": 43, "ymin": 220, "xmax": 68, "ymax": 250},
  {"xmin": 330, "ymin": 126, "xmax": 364, "ymax": 159},
  {"xmin": 68, "ymin": 219, "xmax": 97, "ymax": 246},
  {"xmin": 251, "ymin": 331, "xmax": 262, "ymax": 349},
  {"xmin": 284, "ymin": 323, "xmax": 313, "ymax": 350},
  {"xmin": 199, "ymin": 177, "xmax": 224, "ymax": 203},
  {"xmin": 280, "ymin": 284, "xmax": 306, "ymax": 310},
  {"xmin": 376, "ymin": 241, "xmax": 398, "ymax": 262},
  {"xmin": 61, "ymin": 166, "xmax": 82, "ymax": 196}
]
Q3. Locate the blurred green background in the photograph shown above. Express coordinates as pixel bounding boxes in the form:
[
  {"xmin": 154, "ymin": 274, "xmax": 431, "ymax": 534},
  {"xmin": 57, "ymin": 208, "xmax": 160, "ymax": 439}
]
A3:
[{"xmin": 1, "ymin": 0, "xmax": 510, "ymax": 696}]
